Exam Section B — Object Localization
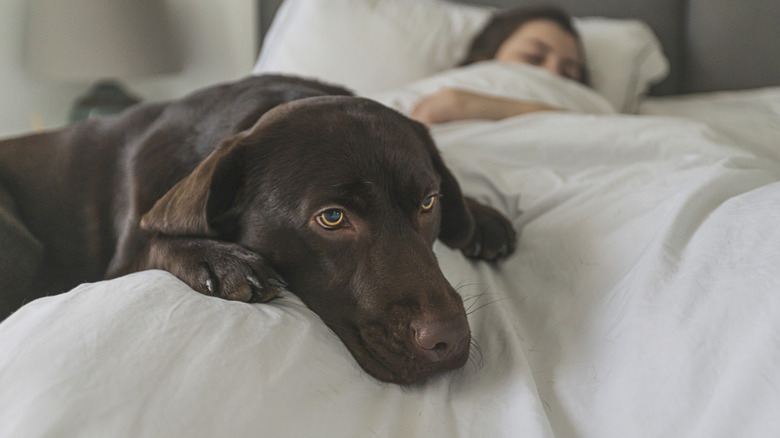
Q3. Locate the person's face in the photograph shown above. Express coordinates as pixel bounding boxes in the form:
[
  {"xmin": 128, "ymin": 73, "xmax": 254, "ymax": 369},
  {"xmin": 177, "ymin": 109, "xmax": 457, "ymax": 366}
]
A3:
[{"xmin": 494, "ymin": 19, "xmax": 582, "ymax": 82}]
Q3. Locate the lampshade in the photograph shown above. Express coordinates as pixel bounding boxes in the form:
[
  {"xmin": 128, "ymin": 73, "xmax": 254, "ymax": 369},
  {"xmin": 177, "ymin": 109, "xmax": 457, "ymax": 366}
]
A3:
[{"xmin": 25, "ymin": 0, "xmax": 182, "ymax": 81}]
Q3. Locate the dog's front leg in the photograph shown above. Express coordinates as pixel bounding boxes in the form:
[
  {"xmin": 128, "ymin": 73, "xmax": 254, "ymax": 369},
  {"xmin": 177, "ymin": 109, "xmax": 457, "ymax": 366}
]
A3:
[{"xmin": 131, "ymin": 235, "xmax": 287, "ymax": 303}]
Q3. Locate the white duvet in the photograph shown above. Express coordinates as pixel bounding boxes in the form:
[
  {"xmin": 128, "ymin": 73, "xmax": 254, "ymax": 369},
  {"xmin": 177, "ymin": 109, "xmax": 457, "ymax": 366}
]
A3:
[
  {"xmin": 369, "ymin": 61, "xmax": 618, "ymax": 115},
  {"xmin": 2, "ymin": 67, "xmax": 780, "ymax": 438}
]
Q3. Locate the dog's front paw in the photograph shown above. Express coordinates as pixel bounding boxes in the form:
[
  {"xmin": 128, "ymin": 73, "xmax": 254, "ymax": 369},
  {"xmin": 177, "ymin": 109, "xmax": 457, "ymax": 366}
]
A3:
[
  {"xmin": 462, "ymin": 198, "xmax": 517, "ymax": 262},
  {"xmin": 193, "ymin": 243, "xmax": 286, "ymax": 303},
  {"xmin": 142, "ymin": 237, "xmax": 287, "ymax": 303}
]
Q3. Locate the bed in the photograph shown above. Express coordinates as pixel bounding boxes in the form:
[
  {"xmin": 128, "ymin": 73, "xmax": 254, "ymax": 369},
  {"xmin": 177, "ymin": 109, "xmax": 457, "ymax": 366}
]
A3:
[{"xmin": 2, "ymin": 0, "xmax": 779, "ymax": 437}]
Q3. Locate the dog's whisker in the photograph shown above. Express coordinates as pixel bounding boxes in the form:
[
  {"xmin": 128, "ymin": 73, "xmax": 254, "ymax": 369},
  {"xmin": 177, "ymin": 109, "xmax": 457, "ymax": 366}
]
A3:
[
  {"xmin": 461, "ymin": 294, "xmax": 485, "ymax": 304},
  {"xmin": 453, "ymin": 279, "xmax": 474, "ymax": 291},
  {"xmin": 466, "ymin": 296, "xmax": 508, "ymax": 316},
  {"xmin": 454, "ymin": 281, "xmax": 485, "ymax": 294},
  {"xmin": 463, "ymin": 291, "xmax": 490, "ymax": 303},
  {"xmin": 461, "ymin": 287, "xmax": 498, "ymax": 312},
  {"xmin": 467, "ymin": 338, "xmax": 484, "ymax": 372}
]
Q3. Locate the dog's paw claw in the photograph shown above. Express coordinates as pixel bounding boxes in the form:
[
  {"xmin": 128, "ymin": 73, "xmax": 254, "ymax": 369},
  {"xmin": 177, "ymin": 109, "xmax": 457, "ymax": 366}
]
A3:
[
  {"xmin": 464, "ymin": 242, "xmax": 482, "ymax": 258},
  {"xmin": 247, "ymin": 275, "xmax": 262, "ymax": 290},
  {"xmin": 268, "ymin": 278, "xmax": 287, "ymax": 289},
  {"xmin": 246, "ymin": 274, "xmax": 284, "ymax": 303}
]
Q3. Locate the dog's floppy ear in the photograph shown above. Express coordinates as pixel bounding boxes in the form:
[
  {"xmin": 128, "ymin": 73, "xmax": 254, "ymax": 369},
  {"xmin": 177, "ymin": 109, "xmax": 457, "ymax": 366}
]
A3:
[
  {"xmin": 412, "ymin": 123, "xmax": 475, "ymax": 249},
  {"xmin": 140, "ymin": 135, "xmax": 248, "ymax": 237}
]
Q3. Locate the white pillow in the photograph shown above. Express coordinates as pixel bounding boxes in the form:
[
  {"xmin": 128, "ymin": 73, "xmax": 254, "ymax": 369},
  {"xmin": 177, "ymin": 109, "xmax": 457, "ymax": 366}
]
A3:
[
  {"xmin": 368, "ymin": 61, "xmax": 616, "ymax": 116},
  {"xmin": 254, "ymin": 0, "xmax": 669, "ymax": 113},
  {"xmin": 255, "ymin": 0, "xmax": 490, "ymax": 93},
  {"xmin": 575, "ymin": 17, "xmax": 669, "ymax": 113}
]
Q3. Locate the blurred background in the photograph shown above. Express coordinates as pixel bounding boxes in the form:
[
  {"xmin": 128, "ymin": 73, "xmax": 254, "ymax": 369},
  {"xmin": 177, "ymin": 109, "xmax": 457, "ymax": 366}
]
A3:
[{"xmin": 0, "ymin": 0, "xmax": 257, "ymax": 137}]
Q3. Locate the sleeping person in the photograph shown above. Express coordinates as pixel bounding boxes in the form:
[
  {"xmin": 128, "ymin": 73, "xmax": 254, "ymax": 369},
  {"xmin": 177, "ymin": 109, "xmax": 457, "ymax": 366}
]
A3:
[{"xmin": 410, "ymin": 5, "xmax": 589, "ymax": 125}]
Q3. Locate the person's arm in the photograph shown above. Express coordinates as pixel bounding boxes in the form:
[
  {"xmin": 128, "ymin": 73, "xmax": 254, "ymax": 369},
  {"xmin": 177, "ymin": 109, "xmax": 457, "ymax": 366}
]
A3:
[{"xmin": 410, "ymin": 87, "xmax": 564, "ymax": 125}]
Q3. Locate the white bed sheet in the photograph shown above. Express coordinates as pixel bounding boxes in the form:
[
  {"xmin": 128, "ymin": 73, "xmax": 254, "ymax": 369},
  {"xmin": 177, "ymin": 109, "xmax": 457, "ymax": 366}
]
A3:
[
  {"xmin": 2, "ymin": 86, "xmax": 780, "ymax": 437},
  {"xmin": 639, "ymin": 87, "xmax": 780, "ymax": 162}
]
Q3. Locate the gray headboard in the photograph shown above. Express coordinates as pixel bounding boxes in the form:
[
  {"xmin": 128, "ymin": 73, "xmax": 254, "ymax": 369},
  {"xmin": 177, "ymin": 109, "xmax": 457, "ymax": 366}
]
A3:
[{"xmin": 257, "ymin": 0, "xmax": 780, "ymax": 96}]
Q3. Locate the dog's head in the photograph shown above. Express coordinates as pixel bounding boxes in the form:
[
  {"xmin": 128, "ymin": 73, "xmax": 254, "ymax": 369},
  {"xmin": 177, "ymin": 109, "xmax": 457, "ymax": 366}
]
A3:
[{"xmin": 142, "ymin": 96, "xmax": 482, "ymax": 384}]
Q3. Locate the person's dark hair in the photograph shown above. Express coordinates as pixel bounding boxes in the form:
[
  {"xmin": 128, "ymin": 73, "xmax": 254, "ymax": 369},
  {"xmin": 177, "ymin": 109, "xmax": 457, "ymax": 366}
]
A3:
[{"xmin": 459, "ymin": 5, "xmax": 589, "ymax": 85}]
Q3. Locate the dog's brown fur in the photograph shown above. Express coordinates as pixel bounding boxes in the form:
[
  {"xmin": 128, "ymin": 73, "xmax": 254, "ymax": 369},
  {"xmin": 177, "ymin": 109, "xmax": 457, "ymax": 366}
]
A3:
[{"xmin": 0, "ymin": 75, "xmax": 515, "ymax": 384}]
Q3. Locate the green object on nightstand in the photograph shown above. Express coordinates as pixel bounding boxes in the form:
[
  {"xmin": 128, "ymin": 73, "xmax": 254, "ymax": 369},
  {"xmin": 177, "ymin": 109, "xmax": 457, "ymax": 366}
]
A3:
[{"xmin": 69, "ymin": 81, "xmax": 141, "ymax": 123}]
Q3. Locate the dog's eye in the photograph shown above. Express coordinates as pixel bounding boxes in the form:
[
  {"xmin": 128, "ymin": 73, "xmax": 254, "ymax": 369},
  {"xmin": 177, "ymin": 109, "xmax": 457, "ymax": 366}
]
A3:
[
  {"xmin": 317, "ymin": 209, "xmax": 346, "ymax": 228},
  {"xmin": 421, "ymin": 195, "xmax": 436, "ymax": 212}
]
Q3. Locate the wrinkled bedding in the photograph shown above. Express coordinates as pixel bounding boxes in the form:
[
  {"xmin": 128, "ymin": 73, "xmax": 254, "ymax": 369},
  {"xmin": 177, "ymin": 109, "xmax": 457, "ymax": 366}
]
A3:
[{"xmin": 2, "ymin": 73, "xmax": 779, "ymax": 437}]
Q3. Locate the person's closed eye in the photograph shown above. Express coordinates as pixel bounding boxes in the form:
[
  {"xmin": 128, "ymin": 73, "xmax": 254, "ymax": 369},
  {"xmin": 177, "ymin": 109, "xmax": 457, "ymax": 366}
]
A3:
[{"xmin": 519, "ymin": 52, "xmax": 545, "ymax": 65}]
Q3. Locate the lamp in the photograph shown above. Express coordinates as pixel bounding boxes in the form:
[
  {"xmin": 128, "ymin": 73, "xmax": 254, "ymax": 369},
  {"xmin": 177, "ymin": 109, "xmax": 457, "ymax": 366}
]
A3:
[{"xmin": 25, "ymin": 0, "xmax": 182, "ymax": 122}]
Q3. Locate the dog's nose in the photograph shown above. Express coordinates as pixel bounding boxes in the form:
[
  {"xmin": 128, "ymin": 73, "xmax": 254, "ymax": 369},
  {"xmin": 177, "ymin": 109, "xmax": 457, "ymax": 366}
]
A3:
[{"xmin": 411, "ymin": 315, "xmax": 470, "ymax": 362}]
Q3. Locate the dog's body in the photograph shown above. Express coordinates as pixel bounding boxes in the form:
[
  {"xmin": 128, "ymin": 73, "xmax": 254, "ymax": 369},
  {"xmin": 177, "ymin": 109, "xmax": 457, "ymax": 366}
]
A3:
[{"xmin": 0, "ymin": 75, "xmax": 515, "ymax": 384}]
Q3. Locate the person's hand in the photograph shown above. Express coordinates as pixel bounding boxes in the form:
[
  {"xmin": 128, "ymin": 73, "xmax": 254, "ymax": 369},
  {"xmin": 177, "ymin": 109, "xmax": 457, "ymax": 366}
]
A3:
[
  {"xmin": 410, "ymin": 87, "xmax": 563, "ymax": 125},
  {"xmin": 410, "ymin": 88, "xmax": 469, "ymax": 125}
]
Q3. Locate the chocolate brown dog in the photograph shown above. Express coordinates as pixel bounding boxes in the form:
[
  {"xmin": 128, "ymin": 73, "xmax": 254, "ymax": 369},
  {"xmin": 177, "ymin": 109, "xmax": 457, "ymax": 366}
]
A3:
[{"xmin": 0, "ymin": 75, "xmax": 515, "ymax": 384}]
